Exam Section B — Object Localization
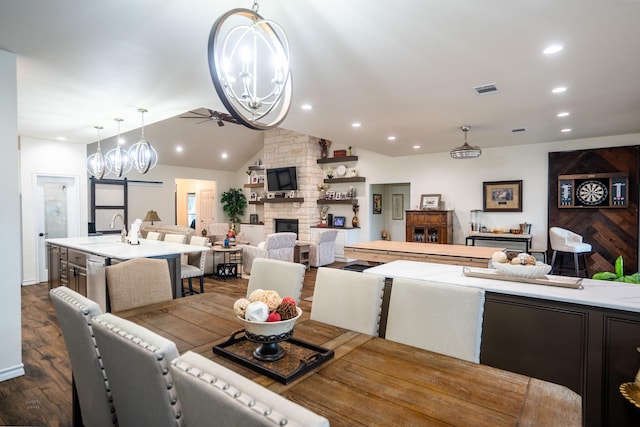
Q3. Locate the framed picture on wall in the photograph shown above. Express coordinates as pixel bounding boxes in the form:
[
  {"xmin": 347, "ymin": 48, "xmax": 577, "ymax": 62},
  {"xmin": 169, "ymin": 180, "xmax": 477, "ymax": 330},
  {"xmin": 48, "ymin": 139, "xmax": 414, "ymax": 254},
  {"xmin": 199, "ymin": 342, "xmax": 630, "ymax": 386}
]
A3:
[
  {"xmin": 249, "ymin": 192, "xmax": 257, "ymax": 201},
  {"xmin": 249, "ymin": 214, "xmax": 259, "ymax": 224},
  {"xmin": 392, "ymin": 194, "xmax": 404, "ymax": 220},
  {"xmin": 373, "ymin": 194, "xmax": 382, "ymax": 214},
  {"xmin": 420, "ymin": 194, "xmax": 441, "ymax": 210},
  {"xmin": 483, "ymin": 180, "xmax": 522, "ymax": 212}
]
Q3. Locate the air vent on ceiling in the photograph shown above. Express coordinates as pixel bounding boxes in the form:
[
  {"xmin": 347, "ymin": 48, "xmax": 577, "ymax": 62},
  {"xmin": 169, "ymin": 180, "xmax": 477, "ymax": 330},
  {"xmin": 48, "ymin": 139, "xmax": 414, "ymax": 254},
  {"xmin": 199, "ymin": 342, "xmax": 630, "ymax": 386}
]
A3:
[
  {"xmin": 512, "ymin": 128, "xmax": 526, "ymax": 133},
  {"xmin": 472, "ymin": 83, "xmax": 499, "ymax": 95}
]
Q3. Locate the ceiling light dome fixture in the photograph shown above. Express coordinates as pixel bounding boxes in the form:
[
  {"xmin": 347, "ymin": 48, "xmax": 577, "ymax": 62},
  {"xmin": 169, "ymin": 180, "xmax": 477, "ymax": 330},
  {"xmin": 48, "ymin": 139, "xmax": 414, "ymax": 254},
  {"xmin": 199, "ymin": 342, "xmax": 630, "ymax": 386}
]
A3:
[
  {"xmin": 129, "ymin": 108, "xmax": 158, "ymax": 174},
  {"xmin": 450, "ymin": 126, "xmax": 482, "ymax": 159},
  {"xmin": 86, "ymin": 126, "xmax": 110, "ymax": 179},
  {"xmin": 106, "ymin": 118, "xmax": 132, "ymax": 177},
  {"xmin": 208, "ymin": 0, "xmax": 292, "ymax": 130}
]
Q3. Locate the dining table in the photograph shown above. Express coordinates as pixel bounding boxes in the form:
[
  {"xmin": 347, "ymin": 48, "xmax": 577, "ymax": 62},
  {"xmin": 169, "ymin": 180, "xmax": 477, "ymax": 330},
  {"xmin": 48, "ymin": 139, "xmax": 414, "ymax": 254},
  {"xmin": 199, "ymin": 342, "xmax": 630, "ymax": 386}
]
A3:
[{"xmin": 116, "ymin": 292, "xmax": 582, "ymax": 426}]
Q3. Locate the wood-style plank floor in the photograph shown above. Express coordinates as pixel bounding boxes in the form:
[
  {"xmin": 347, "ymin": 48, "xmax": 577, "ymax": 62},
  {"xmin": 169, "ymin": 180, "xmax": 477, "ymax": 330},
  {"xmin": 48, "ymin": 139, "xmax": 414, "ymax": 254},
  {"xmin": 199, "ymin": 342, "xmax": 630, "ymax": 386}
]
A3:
[{"xmin": 0, "ymin": 264, "xmax": 343, "ymax": 427}]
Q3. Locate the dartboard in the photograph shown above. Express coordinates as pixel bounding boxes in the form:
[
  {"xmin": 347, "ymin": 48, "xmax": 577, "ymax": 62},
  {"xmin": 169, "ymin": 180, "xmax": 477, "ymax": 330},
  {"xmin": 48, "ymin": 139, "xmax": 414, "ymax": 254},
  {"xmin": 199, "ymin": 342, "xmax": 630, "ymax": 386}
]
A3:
[{"xmin": 576, "ymin": 180, "xmax": 608, "ymax": 205}]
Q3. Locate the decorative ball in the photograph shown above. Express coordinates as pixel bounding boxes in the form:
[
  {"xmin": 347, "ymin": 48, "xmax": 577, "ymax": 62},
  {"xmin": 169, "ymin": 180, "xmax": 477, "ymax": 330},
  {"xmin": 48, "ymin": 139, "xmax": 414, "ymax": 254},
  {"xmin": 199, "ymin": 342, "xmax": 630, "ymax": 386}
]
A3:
[
  {"xmin": 266, "ymin": 312, "xmax": 282, "ymax": 322},
  {"xmin": 256, "ymin": 290, "xmax": 282, "ymax": 311},
  {"xmin": 276, "ymin": 301, "xmax": 298, "ymax": 320},
  {"xmin": 491, "ymin": 251, "xmax": 508, "ymax": 263},
  {"xmin": 245, "ymin": 301, "xmax": 269, "ymax": 322},
  {"xmin": 248, "ymin": 289, "xmax": 265, "ymax": 302},
  {"xmin": 511, "ymin": 257, "xmax": 522, "ymax": 265},
  {"xmin": 282, "ymin": 296, "xmax": 297, "ymax": 306},
  {"xmin": 233, "ymin": 298, "xmax": 250, "ymax": 317}
]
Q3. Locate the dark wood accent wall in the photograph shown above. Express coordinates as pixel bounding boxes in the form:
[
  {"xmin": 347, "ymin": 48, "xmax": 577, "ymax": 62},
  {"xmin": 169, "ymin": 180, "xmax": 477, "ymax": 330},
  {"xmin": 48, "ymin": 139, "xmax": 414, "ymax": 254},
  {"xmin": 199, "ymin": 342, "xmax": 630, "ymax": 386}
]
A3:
[{"xmin": 548, "ymin": 146, "xmax": 639, "ymax": 274}]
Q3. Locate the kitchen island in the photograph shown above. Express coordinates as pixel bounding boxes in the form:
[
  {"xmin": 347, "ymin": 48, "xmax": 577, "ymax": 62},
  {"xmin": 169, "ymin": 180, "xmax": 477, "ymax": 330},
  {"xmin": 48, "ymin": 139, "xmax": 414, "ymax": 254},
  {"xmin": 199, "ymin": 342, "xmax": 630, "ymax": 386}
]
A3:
[
  {"xmin": 364, "ymin": 260, "xmax": 640, "ymax": 427},
  {"xmin": 47, "ymin": 235, "xmax": 202, "ymax": 310}
]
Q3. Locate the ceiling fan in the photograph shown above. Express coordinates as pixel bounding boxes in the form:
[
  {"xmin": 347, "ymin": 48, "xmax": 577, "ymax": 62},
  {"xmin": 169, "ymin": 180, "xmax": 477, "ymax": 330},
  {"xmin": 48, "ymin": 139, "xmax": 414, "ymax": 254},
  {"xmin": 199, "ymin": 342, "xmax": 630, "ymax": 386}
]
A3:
[{"xmin": 179, "ymin": 109, "xmax": 238, "ymax": 126}]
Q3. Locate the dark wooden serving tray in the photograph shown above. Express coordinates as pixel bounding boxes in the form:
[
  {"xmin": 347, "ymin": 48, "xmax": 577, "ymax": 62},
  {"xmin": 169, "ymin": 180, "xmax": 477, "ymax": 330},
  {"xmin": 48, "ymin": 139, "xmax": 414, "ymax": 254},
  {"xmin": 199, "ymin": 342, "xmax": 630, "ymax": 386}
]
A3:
[{"xmin": 212, "ymin": 330, "xmax": 334, "ymax": 384}]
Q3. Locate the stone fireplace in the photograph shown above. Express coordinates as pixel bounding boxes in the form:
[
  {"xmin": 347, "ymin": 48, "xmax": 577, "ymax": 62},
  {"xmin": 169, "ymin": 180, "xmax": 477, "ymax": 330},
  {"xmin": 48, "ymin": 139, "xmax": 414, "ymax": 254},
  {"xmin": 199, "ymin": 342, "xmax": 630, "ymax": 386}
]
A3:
[{"xmin": 274, "ymin": 218, "xmax": 299, "ymax": 238}]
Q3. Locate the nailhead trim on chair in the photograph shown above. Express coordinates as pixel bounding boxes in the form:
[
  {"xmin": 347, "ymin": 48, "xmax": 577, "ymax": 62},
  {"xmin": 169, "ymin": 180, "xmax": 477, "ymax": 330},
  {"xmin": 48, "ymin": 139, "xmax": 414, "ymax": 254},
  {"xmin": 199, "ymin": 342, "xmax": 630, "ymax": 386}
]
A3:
[{"xmin": 172, "ymin": 358, "xmax": 292, "ymax": 426}]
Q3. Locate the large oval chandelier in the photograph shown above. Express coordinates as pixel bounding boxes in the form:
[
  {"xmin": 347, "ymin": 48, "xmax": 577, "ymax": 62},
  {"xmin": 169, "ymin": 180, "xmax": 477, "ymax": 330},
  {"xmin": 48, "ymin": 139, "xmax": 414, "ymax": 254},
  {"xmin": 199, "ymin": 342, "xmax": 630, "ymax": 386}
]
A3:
[
  {"xmin": 106, "ymin": 118, "xmax": 132, "ymax": 177},
  {"xmin": 86, "ymin": 125, "xmax": 110, "ymax": 179},
  {"xmin": 129, "ymin": 108, "xmax": 158, "ymax": 174},
  {"xmin": 208, "ymin": 2, "xmax": 292, "ymax": 130}
]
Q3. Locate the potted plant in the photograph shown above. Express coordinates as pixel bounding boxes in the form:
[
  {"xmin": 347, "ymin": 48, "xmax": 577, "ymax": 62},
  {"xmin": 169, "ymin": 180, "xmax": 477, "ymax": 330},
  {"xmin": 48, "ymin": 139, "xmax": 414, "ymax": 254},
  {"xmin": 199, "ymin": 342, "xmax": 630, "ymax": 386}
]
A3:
[
  {"xmin": 221, "ymin": 188, "xmax": 247, "ymax": 227},
  {"xmin": 592, "ymin": 255, "xmax": 640, "ymax": 283}
]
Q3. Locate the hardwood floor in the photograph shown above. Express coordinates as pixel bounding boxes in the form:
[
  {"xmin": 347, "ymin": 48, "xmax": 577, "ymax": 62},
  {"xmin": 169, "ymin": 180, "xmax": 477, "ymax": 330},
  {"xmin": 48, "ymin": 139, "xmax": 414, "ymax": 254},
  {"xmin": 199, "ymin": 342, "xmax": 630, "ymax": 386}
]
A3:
[{"xmin": 0, "ymin": 264, "xmax": 340, "ymax": 427}]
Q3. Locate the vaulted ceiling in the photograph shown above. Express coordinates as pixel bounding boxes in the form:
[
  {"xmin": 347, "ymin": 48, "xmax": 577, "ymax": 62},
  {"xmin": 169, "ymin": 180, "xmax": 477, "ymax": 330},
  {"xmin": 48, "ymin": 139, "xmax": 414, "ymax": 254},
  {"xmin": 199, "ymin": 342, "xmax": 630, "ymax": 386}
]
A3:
[{"xmin": 1, "ymin": 0, "xmax": 639, "ymax": 171}]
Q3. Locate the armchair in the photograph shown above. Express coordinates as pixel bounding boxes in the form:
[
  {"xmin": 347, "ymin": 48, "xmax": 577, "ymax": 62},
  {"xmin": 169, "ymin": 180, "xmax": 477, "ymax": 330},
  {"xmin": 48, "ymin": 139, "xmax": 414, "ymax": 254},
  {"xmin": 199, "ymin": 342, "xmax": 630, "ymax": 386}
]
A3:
[
  {"xmin": 239, "ymin": 232, "xmax": 297, "ymax": 274},
  {"xmin": 308, "ymin": 229, "xmax": 339, "ymax": 267}
]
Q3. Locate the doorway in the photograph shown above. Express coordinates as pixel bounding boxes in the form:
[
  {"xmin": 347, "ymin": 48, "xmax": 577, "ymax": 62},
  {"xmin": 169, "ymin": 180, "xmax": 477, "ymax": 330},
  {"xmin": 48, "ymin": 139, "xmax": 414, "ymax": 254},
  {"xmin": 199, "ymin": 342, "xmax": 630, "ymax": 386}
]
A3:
[{"xmin": 35, "ymin": 175, "xmax": 80, "ymax": 283}]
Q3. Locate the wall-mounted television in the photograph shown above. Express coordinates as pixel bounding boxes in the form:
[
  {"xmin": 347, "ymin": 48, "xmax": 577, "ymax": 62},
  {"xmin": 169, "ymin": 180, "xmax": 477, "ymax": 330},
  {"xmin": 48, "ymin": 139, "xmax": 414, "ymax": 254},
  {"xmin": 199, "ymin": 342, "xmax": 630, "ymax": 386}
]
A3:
[{"xmin": 266, "ymin": 166, "xmax": 298, "ymax": 191}]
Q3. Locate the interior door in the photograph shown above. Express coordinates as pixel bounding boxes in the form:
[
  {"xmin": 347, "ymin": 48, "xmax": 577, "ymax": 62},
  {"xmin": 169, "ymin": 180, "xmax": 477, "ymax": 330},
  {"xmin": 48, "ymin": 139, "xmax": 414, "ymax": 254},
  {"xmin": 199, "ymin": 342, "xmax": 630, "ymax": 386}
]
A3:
[
  {"xmin": 199, "ymin": 189, "xmax": 216, "ymax": 236},
  {"xmin": 36, "ymin": 175, "xmax": 80, "ymax": 283}
]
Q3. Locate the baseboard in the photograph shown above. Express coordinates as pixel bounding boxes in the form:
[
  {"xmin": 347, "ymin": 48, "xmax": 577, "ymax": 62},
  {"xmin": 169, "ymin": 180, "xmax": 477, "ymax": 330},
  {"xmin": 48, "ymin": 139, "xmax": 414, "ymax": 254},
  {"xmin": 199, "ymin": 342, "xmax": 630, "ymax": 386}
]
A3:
[
  {"xmin": 22, "ymin": 279, "xmax": 38, "ymax": 286},
  {"xmin": 0, "ymin": 363, "xmax": 25, "ymax": 382}
]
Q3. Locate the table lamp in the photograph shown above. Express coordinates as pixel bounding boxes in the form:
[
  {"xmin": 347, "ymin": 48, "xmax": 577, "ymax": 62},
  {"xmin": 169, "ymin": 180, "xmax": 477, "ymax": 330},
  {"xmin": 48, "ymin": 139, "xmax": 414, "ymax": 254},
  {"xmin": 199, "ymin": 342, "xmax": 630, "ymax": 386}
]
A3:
[{"xmin": 143, "ymin": 210, "xmax": 161, "ymax": 225}]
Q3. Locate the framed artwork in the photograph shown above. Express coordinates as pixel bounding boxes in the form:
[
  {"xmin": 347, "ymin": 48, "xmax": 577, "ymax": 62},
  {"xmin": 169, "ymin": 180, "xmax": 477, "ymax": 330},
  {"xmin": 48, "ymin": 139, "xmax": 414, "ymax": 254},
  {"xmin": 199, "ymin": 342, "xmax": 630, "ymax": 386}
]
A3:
[
  {"xmin": 325, "ymin": 190, "xmax": 335, "ymax": 200},
  {"xmin": 266, "ymin": 192, "xmax": 275, "ymax": 199},
  {"xmin": 249, "ymin": 192, "xmax": 257, "ymax": 201},
  {"xmin": 288, "ymin": 190, "xmax": 296, "ymax": 198},
  {"xmin": 420, "ymin": 194, "xmax": 441, "ymax": 210},
  {"xmin": 392, "ymin": 194, "xmax": 404, "ymax": 220},
  {"xmin": 558, "ymin": 172, "xmax": 628, "ymax": 208},
  {"xmin": 373, "ymin": 194, "xmax": 382, "ymax": 214},
  {"xmin": 483, "ymin": 180, "xmax": 522, "ymax": 212},
  {"xmin": 257, "ymin": 175, "xmax": 265, "ymax": 183},
  {"xmin": 251, "ymin": 176, "xmax": 259, "ymax": 184},
  {"xmin": 333, "ymin": 216, "xmax": 346, "ymax": 227},
  {"xmin": 334, "ymin": 192, "xmax": 342, "ymax": 200},
  {"xmin": 249, "ymin": 214, "xmax": 259, "ymax": 224}
]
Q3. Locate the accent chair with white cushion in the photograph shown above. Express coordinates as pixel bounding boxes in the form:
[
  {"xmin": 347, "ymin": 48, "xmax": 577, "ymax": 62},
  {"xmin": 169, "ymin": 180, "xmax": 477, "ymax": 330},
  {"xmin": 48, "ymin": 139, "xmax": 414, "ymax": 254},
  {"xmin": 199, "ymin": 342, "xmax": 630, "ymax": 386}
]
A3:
[
  {"xmin": 246, "ymin": 258, "xmax": 305, "ymax": 305},
  {"xmin": 239, "ymin": 232, "xmax": 297, "ymax": 274},
  {"xmin": 385, "ymin": 278, "xmax": 485, "ymax": 363},
  {"xmin": 549, "ymin": 226, "xmax": 592, "ymax": 277},
  {"xmin": 92, "ymin": 313, "xmax": 184, "ymax": 426},
  {"xmin": 49, "ymin": 287, "xmax": 118, "ymax": 427},
  {"xmin": 171, "ymin": 351, "xmax": 329, "ymax": 427},
  {"xmin": 311, "ymin": 267, "xmax": 385, "ymax": 336},
  {"xmin": 308, "ymin": 229, "xmax": 339, "ymax": 268}
]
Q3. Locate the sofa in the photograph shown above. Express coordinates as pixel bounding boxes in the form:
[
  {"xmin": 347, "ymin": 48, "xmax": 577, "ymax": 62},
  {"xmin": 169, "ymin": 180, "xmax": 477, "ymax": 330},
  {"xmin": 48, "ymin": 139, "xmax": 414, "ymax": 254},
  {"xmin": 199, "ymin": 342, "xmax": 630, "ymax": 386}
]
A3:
[{"xmin": 140, "ymin": 224, "xmax": 196, "ymax": 242}]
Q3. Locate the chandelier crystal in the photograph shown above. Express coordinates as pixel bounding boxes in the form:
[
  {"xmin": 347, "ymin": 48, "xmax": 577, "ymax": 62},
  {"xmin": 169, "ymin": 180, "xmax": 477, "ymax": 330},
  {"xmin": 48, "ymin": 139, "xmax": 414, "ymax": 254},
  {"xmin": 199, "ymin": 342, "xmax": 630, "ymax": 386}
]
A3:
[
  {"xmin": 208, "ymin": 2, "xmax": 292, "ymax": 130},
  {"xmin": 106, "ymin": 118, "xmax": 132, "ymax": 177},
  {"xmin": 129, "ymin": 108, "xmax": 158, "ymax": 174},
  {"xmin": 86, "ymin": 126, "xmax": 110, "ymax": 179},
  {"xmin": 450, "ymin": 126, "xmax": 482, "ymax": 159}
]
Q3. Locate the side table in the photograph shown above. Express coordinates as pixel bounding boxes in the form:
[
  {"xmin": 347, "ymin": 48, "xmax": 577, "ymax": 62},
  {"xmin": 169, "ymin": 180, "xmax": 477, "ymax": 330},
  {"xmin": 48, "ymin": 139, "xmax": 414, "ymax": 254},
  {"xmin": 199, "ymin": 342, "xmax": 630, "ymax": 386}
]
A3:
[
  {"xmin": 294, "ymin": 242, "xmax": 310, "ymax": 270},
  {"xmin": 212, "ymin": 245, "xmax": 243, "ymax": 278}
]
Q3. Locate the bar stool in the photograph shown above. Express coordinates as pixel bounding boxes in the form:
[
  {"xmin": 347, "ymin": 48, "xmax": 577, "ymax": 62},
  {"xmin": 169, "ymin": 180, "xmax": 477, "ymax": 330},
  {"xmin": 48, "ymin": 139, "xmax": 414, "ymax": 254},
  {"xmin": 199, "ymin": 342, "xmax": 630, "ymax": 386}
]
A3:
[{"xmin": 549, "ymin": 227, "xmax": 591, "ymax": 277}]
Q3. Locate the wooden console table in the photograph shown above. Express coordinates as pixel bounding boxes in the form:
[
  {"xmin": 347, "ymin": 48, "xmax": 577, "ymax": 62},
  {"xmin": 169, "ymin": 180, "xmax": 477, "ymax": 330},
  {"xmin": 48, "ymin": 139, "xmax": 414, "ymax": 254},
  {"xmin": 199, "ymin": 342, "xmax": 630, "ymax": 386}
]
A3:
[
  {"xmin": 344, "ymin": 240, "xmax": 501, "ymax": 268},
  {"xmin": 466, "ymin": 232, "xmax": 532, "ymax": 253}
]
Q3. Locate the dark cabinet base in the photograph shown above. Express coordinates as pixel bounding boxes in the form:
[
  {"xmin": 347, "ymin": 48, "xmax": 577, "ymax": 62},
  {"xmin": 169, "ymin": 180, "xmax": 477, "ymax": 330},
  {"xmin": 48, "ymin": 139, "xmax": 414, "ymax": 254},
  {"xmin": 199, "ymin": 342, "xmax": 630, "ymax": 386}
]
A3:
[{"xmin": 481, "ymin": 292, "xmax": 640, "ymax": 427}]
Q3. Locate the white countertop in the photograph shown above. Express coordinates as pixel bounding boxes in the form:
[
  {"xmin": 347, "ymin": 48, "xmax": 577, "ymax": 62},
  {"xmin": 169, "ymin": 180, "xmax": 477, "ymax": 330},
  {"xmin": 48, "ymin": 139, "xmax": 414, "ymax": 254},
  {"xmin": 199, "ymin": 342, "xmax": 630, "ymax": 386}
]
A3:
[
  {"xmin": 47, "ymin": 235, "xmax": 204, "ymax": 260},
  {"xmin": 364, "ymin": 260, "xmax": 640, "ymax": 313}
]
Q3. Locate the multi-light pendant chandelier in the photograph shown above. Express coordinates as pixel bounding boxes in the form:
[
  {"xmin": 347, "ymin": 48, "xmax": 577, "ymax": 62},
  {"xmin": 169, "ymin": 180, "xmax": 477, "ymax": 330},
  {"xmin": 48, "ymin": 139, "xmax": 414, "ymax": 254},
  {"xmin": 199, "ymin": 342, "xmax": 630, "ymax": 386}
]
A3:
[
  {"xmin": 87, "ymin": 109, "xmax": 158, "ymax": 179},
  {"xmin": 450, "ymin": 125, "xmax": 482, "ymax": 159}
]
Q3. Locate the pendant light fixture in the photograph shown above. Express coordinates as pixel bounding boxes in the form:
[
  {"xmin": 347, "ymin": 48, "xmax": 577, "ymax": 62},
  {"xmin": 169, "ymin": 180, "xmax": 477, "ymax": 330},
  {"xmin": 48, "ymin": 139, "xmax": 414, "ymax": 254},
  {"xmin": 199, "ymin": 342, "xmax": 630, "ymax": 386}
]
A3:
[
  {"xmin": 208, "ymin": 0, "xmax": 292, "ymax": 130},
  {"xmin": 106, "ymin": 118, "xmax": 132, "ymax": 177},
  {"xmin": 450, "ymin": 125, "xmax": 482, "ymax": 159},
  {"xmin": 129, "ymin": 108, "xmax": 158, "ymax": 174},
  {"xmin": 86, "ymin": 126, "xmax": 110, "ymax": 179}
]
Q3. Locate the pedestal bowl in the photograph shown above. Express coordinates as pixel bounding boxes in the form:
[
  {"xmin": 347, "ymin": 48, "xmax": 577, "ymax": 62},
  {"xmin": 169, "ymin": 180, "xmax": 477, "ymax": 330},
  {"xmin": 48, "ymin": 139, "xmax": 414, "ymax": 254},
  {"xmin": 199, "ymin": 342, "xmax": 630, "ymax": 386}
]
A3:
[{"xmin": 237, "ymin": 307, "xmax": 302, "ymax": 361}]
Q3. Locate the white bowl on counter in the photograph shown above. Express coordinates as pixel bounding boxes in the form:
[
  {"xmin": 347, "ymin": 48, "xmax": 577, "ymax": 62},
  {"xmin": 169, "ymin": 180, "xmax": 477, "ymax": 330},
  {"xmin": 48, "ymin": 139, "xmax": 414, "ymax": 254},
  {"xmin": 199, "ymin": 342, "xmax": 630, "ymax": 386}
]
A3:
[{"xmin": 493, "ymin": 261, "xmax": 552, "ymax": 279}]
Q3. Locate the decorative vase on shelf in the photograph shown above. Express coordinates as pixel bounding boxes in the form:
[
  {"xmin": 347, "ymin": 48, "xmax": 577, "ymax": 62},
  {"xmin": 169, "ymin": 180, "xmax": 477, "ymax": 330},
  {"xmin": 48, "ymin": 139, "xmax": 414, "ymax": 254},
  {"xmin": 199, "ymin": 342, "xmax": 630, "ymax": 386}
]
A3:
[
  {"xmin": 352, "ymin": 205, "xmax": 360, "ymax": 227},
  {"xmin": 319, "ymin": 189, "xmax": 326, "ymax": 199}
]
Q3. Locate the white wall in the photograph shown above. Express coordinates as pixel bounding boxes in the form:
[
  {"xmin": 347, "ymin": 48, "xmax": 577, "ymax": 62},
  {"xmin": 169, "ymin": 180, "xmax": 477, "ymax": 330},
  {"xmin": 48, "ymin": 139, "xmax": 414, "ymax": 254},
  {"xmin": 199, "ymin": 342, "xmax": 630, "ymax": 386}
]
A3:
[
  {"xmin": 351, "ymin": 133, "xmax": 640, "ymax": 253},
  {"xmin": 0, "ymin": 49, "xmax": 23, "ymax": 382}
]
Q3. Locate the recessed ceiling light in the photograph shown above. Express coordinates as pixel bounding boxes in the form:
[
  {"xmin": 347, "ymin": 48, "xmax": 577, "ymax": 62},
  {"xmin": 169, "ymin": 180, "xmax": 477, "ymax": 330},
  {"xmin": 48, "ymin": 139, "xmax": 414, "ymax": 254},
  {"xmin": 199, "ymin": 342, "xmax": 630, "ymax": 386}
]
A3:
[
  {"xmin": 543, "ymin": 44, "xmax": 563, "ymax": 55},
  {"xmin": 117, "ymin": 138, "xmax": 126, "ymax": 145},
  {"xmin": 387, "ymin": 136, "xmax": 396, "ymax": 141},
  {"xmin": 221, "ymin": 152, "xmax": 228, "ymax": 159},
  {"xmin": 351, "ymin": 122, "xmax": 361, "ymax": 128},
  {"xmin": 413, "ymin": 145, "xmax": 421, "ymax": 149},
  {"xmin": 56, "ymin": 136, "xmax": 66, "ymax": 141},
  {"xmin": 561, "ymin": 128, "xmax": 572, "ymax": 133},
  {"xmin": 176, "ymin": 146, "xmax": 183, "ymax": 152},
  {"xmin": 552, "ymin": 86, "xmax": 567, "ymax": 94},
  {"xmin": 301, "ymin": 104, "xmax": 313, "ymax": 110},
  {"xmin": 557, "ymin": 112, "xmax": 570, "ymax": 117}
]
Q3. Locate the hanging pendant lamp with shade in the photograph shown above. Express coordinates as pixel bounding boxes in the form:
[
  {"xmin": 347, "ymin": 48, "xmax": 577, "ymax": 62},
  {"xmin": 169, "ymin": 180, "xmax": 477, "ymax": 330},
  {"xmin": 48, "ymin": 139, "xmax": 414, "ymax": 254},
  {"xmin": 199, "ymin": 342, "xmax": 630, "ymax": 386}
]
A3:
[
  {"xmin": 450, "ymin": 125, "xmax": 482, "ymax": 159},
  {"xmin": 129, "ymin": 108, "xmax": 158, "ymax": 174},
  {"xmin": 86, "ymin": 125, "xmax": 110, "ymax": 179},
  {"xmin": 106, "ymin": 118, "xmax": 132, "ymax": 177}
]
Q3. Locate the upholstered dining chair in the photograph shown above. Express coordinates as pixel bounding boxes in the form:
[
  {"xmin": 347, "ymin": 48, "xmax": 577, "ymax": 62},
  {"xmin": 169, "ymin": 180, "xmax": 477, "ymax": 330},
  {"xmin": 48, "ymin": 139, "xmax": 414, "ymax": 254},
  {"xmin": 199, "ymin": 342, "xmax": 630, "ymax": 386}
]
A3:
[
  {"xmin": 311, "ymin": 267, "xmax": 385, "ymax": 336},
  {"xmin": 171, "ymin": 351, "xmax": 329, "ymax": 427},
  {"xmin": 105, "ymin": 258, "xmax": 173, "ymax": 312},
  {"xmin": 49, "ymin": 287, "xmax": 118, "ymax": 427},
  {"xmin": 238, "ymin": 232, "xmax": 297, "ymax": 274},
  {"xmin": 163, "ymin": 233, "xmax": 187, "ymax": 244},
  {"xmin": 246, "ymin": 258, "xmax": 305, "ymax": 305},
  {"xmin": 145, "ymin": 231, "xmax": 162, "ymax": 240},
  {"xmin": 182, "ymin": 235, "xmax": 209, "ymax": 295},
  {"xmin": 308, "ymin": 229, "xmax": 339, "ymax": 268},
  {"xmin": 549, "ymin": 226, "xmax": 592, "ymax": 277},
  {"xmin": 92, "ymin": 312, "xmax": 183, "ymax": 426},
  {"xmin": 385, "ymin": 278, "xmax": 485, "ymax": 363}
]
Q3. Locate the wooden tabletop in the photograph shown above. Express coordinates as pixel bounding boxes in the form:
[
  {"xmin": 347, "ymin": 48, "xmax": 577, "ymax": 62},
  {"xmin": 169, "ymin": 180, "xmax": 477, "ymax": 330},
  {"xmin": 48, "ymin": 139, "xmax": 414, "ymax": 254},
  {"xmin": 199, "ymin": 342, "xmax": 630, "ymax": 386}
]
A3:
[
  {"xmin": 116, "ymin": 292, "xmax": 581, "ymax": 426},
  {"xmin": 344, "ymin": 240, "xmax": 503, "ymax": 268}
]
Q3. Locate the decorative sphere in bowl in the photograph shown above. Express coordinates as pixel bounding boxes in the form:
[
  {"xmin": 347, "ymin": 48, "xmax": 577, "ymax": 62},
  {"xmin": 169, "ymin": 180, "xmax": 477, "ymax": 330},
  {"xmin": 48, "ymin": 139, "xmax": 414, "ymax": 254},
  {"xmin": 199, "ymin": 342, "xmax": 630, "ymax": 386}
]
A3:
[
  {"xmin": 236, "ymin": 307, "xmax": 302, "ymax": 361},
  {"xmin": 493, "ymin": 261, "xmax": 551, "ymax": 279},
  {"xmin": 237, "ymin": 307, "xmax": 302, "ymax": 338}
]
